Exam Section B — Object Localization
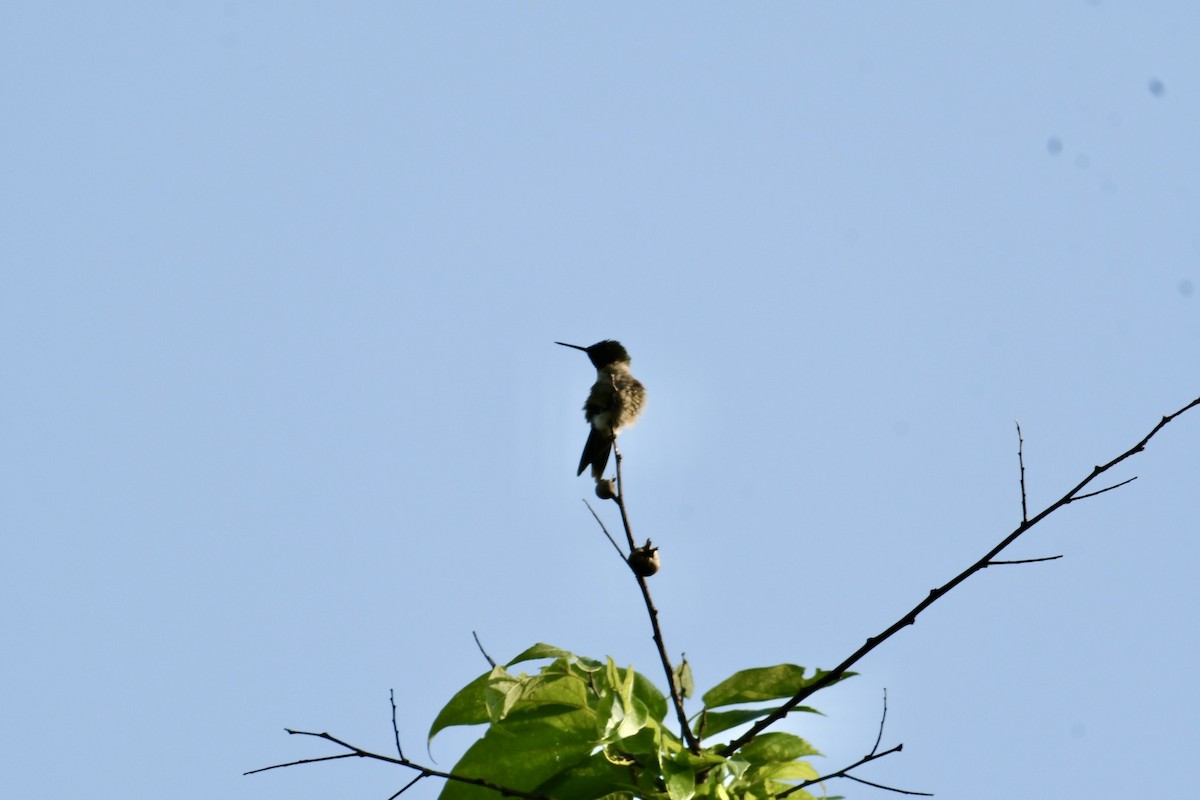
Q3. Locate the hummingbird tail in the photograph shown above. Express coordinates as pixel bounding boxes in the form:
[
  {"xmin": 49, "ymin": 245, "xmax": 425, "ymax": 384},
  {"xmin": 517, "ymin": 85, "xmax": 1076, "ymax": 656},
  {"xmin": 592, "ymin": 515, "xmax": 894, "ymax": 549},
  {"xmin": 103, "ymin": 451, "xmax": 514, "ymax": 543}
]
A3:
[{"xmin": 578, "ymin": 427, "xmax": 613, "ymax": 479}]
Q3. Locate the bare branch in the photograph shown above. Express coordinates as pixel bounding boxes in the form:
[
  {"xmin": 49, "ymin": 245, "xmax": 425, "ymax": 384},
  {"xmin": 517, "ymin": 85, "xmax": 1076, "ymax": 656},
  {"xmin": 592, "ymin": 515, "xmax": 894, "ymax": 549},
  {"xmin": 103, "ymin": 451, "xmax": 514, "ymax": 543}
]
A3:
[
  {"xmin": 988, "ymin": 554, "xmax": 1063, "ymax": 565},
  {"xmin": 780, "ymin": 744, "xmax": 921, "ymax": 797},
  {"xmin": 390, "ymin": 689, "xmax": 405, "ymax": 759},
  {"xmin": 1070, "ymin": 475, "xmax": 1137, "ymax": 501},
  {"xmin": 286, "ymin": 728, "xmax": 394, "ymax": 756},
  {"xmin": 721, "ymin": 394, "xmax": 1200, "ymax": 758},
  {"xmin": 1016, "ymin": 420, "xmax": 1029, "ymax": 523},
  {"xmin": 472, "ymin": 630, "xmax": 497, "ymax": 668},
  {"xmin": 780, "ymin": 694, "xmax": 930, "ymax": 797},
  {"xmin": 243, "ymin": 751, "xmax": 357, "ymax": 775},
  {"xmin": 612, "ymin": 441, "xmax": 637, "ymax": 553},
  {"xmin": 842, "ymin": 772, "xmax": 934, "ymax": 796},
  {"xmin": 256, "ymin": 395, "xmax": 1200, "ymax": 797},
  {"xmin": 612, "ymin": 441, "xmax": 699, "ymax": 752},
  {"xmin": 246, "ymin": 728, "xmax": 551, "ymax": 799},
  {"xmin": 870, "ymin": 688, "xmax": 888, "ymax": 756},
  {"xmin": 583, "ymin": 498, "xmax": 627, "ymax": 560},
  {"xmin": 385, "ymin": 773, "xmax": 426, "ymax": 800}
]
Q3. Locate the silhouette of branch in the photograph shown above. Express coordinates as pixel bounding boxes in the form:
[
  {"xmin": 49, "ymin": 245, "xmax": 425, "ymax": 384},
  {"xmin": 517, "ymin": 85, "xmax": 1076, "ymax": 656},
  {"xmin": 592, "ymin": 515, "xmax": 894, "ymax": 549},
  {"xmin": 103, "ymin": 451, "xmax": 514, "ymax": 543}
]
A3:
[
  {"xmin": 781, "ymin": 688, "xmax": 930, "ymax": 797},
  {"xmin": 245, "ymin": 751, "xmax": 357, "ymax": 773},
  {"xmin": 870, "ymin": 688, "xmax": 888, "ymax": 756},
  {"xmin": 781, "ymin": 743, "xmax": 929, "ymax": 797},
  {"xmin": 612, "ymin": 440, "xmax": 699, "ymax": 752},
  {"xmin": 386, "ymin": 773, "xmax": 426, "ymax": 799},
  {"xmin": 583, "ymin": 498, "xmax": 627, "ymax": 561},
  {"xmin": 1015, "ymin": 420, "xmax": 1029, "ymax": 523},
  {"xmin": 246, "ymin": 728, "xmax": 550, "ymax": 799},
  {"xmin": 472, "ymin": 630, "xmax": 497, "ymax": 668},
  {"xmin": 612, "ymin": 440, "xmax": 638, "ymax": 554},
  {"xmin": 721, "ymin": 394, "xmax": 1200, "ymax": 758},
  {"xmin": 1070, "ymin": 476, "xmax": 1137, "ymax": 501},
  {"xmin": 841, "ymin": 772, "xmax": 934, "ymax": 796},
  {"xmin": 389, "ymin": 689, "xmax": 404, "ymax": 759},
  {"xmin": 988, "ymin": 554, "xmax": 1063, "ymax": 565}
]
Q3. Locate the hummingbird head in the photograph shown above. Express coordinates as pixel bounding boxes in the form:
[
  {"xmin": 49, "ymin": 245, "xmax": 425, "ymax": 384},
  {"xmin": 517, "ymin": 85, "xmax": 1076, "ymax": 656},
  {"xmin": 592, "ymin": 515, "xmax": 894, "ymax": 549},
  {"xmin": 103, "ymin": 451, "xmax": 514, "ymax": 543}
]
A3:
[{"xmin": 555, "ymin": 339, "xmax": 631, "ymax": 369}]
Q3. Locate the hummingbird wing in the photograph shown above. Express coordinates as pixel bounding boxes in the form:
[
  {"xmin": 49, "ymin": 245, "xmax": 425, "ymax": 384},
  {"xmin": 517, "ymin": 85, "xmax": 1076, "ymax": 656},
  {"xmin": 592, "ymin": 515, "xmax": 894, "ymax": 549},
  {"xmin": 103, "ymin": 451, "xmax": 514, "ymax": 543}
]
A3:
[{"xmin": 578, "ymin": 426, "xmax": 613, "ymax": 479}]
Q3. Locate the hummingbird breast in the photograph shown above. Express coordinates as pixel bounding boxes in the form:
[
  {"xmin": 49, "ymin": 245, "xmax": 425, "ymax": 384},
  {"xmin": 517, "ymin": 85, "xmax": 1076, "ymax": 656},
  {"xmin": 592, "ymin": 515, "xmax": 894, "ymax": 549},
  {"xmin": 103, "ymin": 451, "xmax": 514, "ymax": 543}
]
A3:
[{"xmin": 584, "ymin": 364, "xmax": 646, "ymax": 435}]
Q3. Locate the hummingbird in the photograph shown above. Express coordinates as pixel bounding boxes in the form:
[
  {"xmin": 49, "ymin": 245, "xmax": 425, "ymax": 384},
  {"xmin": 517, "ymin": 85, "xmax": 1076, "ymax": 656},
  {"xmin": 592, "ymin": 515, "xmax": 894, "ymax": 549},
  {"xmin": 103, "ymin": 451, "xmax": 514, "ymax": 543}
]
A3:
[{"xmin": 556, "ymin": 339, "xmax": 646, "ymax": 480}]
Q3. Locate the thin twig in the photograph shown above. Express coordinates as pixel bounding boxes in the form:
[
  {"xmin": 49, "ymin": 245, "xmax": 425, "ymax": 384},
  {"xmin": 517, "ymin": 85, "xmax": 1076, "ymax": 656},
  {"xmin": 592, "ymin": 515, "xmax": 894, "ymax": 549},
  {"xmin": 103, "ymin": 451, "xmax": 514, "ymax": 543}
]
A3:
[
  {"xmin": 386, "ymin": 773, "xmax": 426, "ymax": 800},
  {"xmin": 1070, "ymin": 476, "xmax": 1137, "ymax": 501},
  {"xmin": 472, "ymin": 630, "xmax": 497, "ymax": 668},
  {"xmin": 781, "ymin": 695, "xmax": 930, "ymax": 797},
  {"xmin": 721, "ymin": 394, "xmax": 1200, "ymax": 758},
  {"xmin": 244, "ymin": 751, "xmax": 357, "ymax": 774},
  {"xmin": 842, "ymin": 773, "xmax": 934, "ymax": 796},
  {"xmin": 1016, "ymin": 420, "xmax": 1028, "ymax": 523},
  {"xmin": 390, "ymin": 689, "xmax": 404, "ymax": 759},
  {"xmin": 246, "ymin": 729, "xmax": 550, "ymax": 799},
  {"xmin": 583, "ymin": 499, "xmax": 627, "ymax": 560},
  {"xmin": 870, "ymin": 688, "xmax": 888, "ymax": 756},
  {"xmin": 988, "ymin": 555, "xmax": 1063, "ymax": 565},
  {"xmin": 612, "ymin": 441, "xmax": 637, "ymax": 553},
  {"xmin": 613, "ymin": 440, "xmax": 699, "ymax": 753},
  {"xmin": 780, "ymin": 744, "xmax": 910, "ymax": 797}
]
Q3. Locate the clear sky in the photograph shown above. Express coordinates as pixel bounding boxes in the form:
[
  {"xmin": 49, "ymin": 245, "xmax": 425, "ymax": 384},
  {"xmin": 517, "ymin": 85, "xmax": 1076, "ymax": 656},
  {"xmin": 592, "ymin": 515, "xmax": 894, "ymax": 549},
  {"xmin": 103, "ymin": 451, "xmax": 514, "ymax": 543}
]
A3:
[{"xmin": 3, "ymin": 3, "xmax": 1198, "ymax": 799}]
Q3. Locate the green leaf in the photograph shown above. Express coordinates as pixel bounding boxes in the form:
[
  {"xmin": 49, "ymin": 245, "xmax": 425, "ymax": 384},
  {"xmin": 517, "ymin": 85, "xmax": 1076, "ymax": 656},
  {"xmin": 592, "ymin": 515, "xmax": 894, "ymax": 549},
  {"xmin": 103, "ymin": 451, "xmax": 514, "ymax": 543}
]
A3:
[
  {"xmin": 757, "ymin": 760, "xmax": 819, "ymax": 781},
  {"xmin": 702, "ymin": 665, "xmax": 855, "ymax": 708},
  {"xmin": 662, "ymin": 754, "xmax": 696, "ymax": 800},
  {"xmin": 438, "ymin": 708, "xmax": 597, "ymax": 800},
  {"xmin": 738, "ymin": 732, "xmax": 821, "ymax": 765},
  {"xmin": 699, "ymin": 767, "xmax": 736, "ymax": 800},
  {"xmin": 506, "ymin": 643, "xmax": 602, "ymax": 673},
  {"xmin": 428, "ymin": 668, "xmax": 498, "ymax": 742},
  {"xmin": 430, "ymin": 663, "xmax": 595, "ymax": 744},
  {"xmin": 775, "ymin": 791, "xmax": 821, "ymax": 800},
  {"xmin": 675, "ymin": 748, "xmax": 728, "ymax": 772},
  {"xmin": 775, "ymin": 791, "xmax": 819, "ymax": 800},
  {"xmin": 597, "ymin": 682, "xmax": 652, "ymax": 743},
  {"xmin": 675, "ymin": 657, "xmax": 694, "ymax": 701},
  {"xmin": 617, "ymin": 696, "xmax": 651, "ymax": 739},
  {"xmin": 615, "ymin": 724, "xmax": 663, "ymax": 756},
  {"xmin": 594, "ymin": 661, "xmax": 668, "ymax": 724},
  {"xmin": 533, "ymin": 751, "xmax": 640, "ymax": 800},
  {"xmin": 630, "ymin": 670, "xmax": 669, "ymax": 723},
  {"xmin": 506, "ymin": 642, "xmax": 578, "ymax": 665},
  {"xmin": 698, "ymin": 705, "xmax": 822, "ymax": 738},
  {"xmin": 497, "ymin": 673, "xmax": 592, "ymax": 727},
  {"xmin": 484, "ymin": 668, "xmax": 524, "ymax": 721}
]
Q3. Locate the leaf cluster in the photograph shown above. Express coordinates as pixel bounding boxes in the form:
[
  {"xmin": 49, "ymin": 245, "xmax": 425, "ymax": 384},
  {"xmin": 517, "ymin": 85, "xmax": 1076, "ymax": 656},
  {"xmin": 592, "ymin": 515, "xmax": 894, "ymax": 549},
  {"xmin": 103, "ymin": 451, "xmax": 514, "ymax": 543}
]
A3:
[{"xmin": 429, "ymin": 643, "xmax": 851, "ymax": 800}]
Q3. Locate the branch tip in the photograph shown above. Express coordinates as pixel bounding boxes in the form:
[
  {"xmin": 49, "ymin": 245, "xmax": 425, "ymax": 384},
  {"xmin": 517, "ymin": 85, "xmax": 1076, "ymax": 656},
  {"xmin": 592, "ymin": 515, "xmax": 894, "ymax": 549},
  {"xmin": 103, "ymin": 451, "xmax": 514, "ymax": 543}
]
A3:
[{"xmin": 720, "ymin": 394, "xmax": 1200, "ymax": 758}]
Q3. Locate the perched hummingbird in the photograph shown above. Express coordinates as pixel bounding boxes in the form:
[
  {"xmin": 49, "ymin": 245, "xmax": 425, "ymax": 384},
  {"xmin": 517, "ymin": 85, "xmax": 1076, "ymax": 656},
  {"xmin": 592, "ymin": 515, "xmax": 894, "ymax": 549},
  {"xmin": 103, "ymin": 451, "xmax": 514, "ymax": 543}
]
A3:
[{"xmin": 556, "ymin": 339, "xmax": 646, "ymax": 480}]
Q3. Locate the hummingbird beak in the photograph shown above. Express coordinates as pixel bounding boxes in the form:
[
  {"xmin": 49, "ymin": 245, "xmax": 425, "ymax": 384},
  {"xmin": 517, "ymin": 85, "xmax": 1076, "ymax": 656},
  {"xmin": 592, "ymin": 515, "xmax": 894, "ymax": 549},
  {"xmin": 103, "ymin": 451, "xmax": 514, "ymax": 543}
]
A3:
[{"xmin": 555, "ymin": 341, "xmax": 588, "ymax": 352}]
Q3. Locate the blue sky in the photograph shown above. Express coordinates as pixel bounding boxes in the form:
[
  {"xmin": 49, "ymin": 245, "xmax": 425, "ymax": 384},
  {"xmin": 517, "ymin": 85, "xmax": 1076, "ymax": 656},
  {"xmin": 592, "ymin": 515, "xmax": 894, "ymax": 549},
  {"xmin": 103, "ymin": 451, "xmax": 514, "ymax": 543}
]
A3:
[{"xmin": 3, "ymin": 3, "xmax": 1198, "ymax": 799}]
